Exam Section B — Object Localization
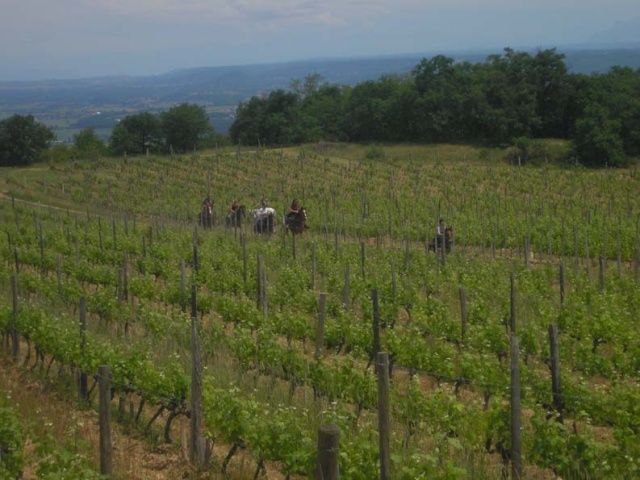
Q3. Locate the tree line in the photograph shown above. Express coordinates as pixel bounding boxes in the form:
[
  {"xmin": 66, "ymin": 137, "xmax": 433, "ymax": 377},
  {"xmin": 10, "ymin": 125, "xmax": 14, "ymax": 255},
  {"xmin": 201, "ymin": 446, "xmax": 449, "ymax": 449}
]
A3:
[
  {"xmin": 0, "ymin": 103, "xmax": 218, "ymax": 166},
  {"xmin": 229, "ymin": 48, "xmax": 640, "ymax": 167},
  {"xmin": 1, "ymin": 48, "xmax": 639, "ymax": 168}
]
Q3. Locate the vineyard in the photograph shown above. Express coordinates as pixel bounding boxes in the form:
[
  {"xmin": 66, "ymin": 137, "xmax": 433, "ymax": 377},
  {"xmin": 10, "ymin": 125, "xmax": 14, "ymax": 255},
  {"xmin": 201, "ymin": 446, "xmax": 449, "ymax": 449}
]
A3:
[{"xmin": 1, "ymin": 142, "xmax": 639, "ymax": 479}]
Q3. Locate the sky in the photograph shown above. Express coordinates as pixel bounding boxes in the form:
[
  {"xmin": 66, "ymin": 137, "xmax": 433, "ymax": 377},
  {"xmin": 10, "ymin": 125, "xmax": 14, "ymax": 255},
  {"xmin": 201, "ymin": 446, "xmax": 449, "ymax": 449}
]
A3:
[{"xmin": 1, "ymin": 0, "xmax": 639, "ymax": 81}]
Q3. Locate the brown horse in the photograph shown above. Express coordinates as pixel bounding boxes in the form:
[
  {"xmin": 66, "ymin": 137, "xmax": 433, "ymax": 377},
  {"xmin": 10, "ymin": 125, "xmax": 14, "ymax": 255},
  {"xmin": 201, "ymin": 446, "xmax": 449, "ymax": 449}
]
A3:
[
  {"xmin": 198, "ymin": 203, "xmax": 215, "ymax": 229},
  {"xmin": 427, "ymin": 227, "xmax": 453, "ymax": 253},
  {"xmin": 225, "ymin": 205, "xmax": 246, "ymax": 228},
  {"xmin": 285, "ymin": 207, "xmax": 308, "ymax": 235}
]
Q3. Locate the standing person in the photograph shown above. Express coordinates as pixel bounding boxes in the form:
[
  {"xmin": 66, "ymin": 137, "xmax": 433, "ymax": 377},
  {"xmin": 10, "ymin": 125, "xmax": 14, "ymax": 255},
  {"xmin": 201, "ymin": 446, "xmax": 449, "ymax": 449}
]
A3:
[
  {"xmin": 229, "ymin": 199, "xmax": 239, "ymax": 214},
  {"xmin": 290, "ymin": 198, "xmax": 301, "ymax": 214},
  {"xmin": 260, "ymin": 195, "xmax": 268, "ymax": 208},
  {"xmin": 202, "ymin": 194, "xmax": 214, "ymax": 210}
]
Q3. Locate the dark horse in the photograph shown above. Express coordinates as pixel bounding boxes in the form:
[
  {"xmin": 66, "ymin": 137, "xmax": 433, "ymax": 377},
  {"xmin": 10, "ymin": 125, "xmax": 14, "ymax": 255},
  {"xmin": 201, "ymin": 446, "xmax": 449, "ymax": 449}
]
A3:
[
  {"xmin": 427, "ymin": 227, "xmax": 453, "ymax": 253},
  {"xmin": 198, "ymin": 203, "xmax": 215, "ymax": 229},
  {"xmin": 225, "ymin": 205, "xmax": 246, "ymax": 228},
  {"xmin": 285, "ymin": 208, "xmax": 308, "ymax": 235}
]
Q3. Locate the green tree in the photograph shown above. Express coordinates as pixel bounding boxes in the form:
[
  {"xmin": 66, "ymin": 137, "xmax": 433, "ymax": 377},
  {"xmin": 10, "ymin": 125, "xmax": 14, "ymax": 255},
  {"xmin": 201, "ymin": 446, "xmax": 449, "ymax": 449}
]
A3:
[
  {"xmin": 160, "ymin": 103, "xmax": 213, "ymax": 153},
  {"xmin": 109, "ymin": 112, "xmax": 161, "ymax": 155},
  {"xmin": 74, "ymin": 127, "xmax": 105, "ymax": 157},
  {"xmin": 262, "ymin": 90, "xmax": 302, "ymax": 145},
  {"xmin": 345, "ymin": 77, "xmax": 399, "ymax": 142},
  {"xmin": 413, "ymin": 55, "xmax": 466, "ymax": 142},
  {"xmin": 0, "ymin": 114, "xmax": 55, "ymax": 166},
  {"xmin": 573, "ymin": 104, "xmax": 626, "ymax": 167},
  {"xmin": 229, "ymin": 96, "xmax": 267, "ymax": 146},
  {"xmin": 477, "ymin": 49, "xmax": 540, "ymax": 144},
  {"xmin": 531, "ymin": 49, "xmax": 575, "ymax": 138},
  {"xmin": 300, "ymin": 83, "xmax": 348, "ymax": 142}
]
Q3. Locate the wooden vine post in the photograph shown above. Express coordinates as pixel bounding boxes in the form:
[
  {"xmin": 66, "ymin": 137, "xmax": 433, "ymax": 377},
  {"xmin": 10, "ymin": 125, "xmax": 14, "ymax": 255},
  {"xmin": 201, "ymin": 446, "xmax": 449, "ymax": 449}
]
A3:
[
  {"xmin": 311, "ymin": 243, "xmax": 316, "ymax": 290},
  {"xmin": 180, "ymin": 260, "xmax": 187, "ymax": 313},
  {"xmin": 459, "ymin": 287, "xmax": 467, "ymax": 343},
  {"xmin": 510, "ymin": 272, "xmax": 517, "ymax": 334},
  {"xmin": 242, "ymin": 234, "xmax": 248, "ymax": 289},
  {"xmin": 257, "ymin": 254, "xmax": 262, "ymax": 309},
  {"xmin": 315, "ymin": 293, "xmax": 327, "ymax": 361},
  {"xmin": 11, "ymin": 275, "xmax": 19, "ymax": 361},
  {"xmin": 372, "ymin": 290, "xmax": 380, "ymax": 373},
  {"xmin": 559, "ymin": 264, "xmax": 565, "ymax": 306},
  {"xmin": 190, "ymin": 285, "xmax": 205, "ymax": 465},
  {"xmin": 343, "ymin": 265, "xmax": 350, "ymax": 311},
  {"xmin": 79, "ymin": 297, "xmax": 88, "ymax": 400},
  {"xmin": 316, "ymin": 424, "xmax": 340, "ymax": 480},
  {"xmin": 510, "ymin": 335, "xmax": 522, "ymax": 480},
  {"xmin": 549, "ymin": 323, "xmax": 563, "ymax": 423},
  {"xmin": 377, "ymin": 352, "xmax": 391, "ymax": 480},
  {"xmin": 98, "ymin": 365, "xmax": 113, "ymax": 477},
  {"xmin": 193, "ymin": 230, "xmax": 199, "ymax": 274}
]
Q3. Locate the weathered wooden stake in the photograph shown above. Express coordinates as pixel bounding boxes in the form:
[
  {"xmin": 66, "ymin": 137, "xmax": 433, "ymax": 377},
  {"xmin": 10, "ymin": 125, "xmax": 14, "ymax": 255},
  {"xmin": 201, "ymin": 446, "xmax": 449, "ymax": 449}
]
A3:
[
  {"xmin": 377, "ymin": 352, "xmax": 391, "ymax": 480},
  {"xmin": 459, "ymin": 287, "xmax": 467, "ymax": 342},
  {"xmin": 372, "ymin": 290, "xmax": 380, "ymax": 372},
  {"xmin": 549, "ymin": 324, "xmax": 563, "ymax": 423},
  {"xmin": 342, "ymin": 265, "xmax": 350, "ymax": 311},
  {"xmin": 257, "ymin": 254, "xmax": 262, "ymax": 308},
  {"xmin": 510, "ymin": 272, "xmax": 516, "ymax": 334},
  {"xmin": 261, "ymin": 268, "xmax": 268, "ymax": 318},
  {"xmin": 98, "ymin": 365, "xmax": 113, "ymax": 477},
  {"xmin": 75, "ymin": 297, "xmax": 88, "ymax": 401},
  {"xmin": 390, "ymin": 259, "xmax": 397, "ymax": 299},
  {"xmin": 190, "ymin": 286, "xmax": 205, "ymax": 465},
  {"xmin": 242, "ymin": 234, "xmax": 248, "ymax": 289},
  {"xmin": 56, "ymin": 255, "xmax": 62, "ymax": 297},
  {"xmin": 316, "ymin": 424, "xmax": 340, "ymax": 480},
  {"xmin": 311, "ymin": 243, "xmax": 316, "ymax": 290},
  {"xmin": 11, "ymin": 275, "xmax": 19, "ymax": 361},
  {"xmin": 315, "ymin": 293, "xmax": 327, "ymax": 360},
  {"xmin": 510, "ymin": 335, "xmax": 522, "ymax": 480},
  {"xmin": 599, "ymin": 256, "xmax": 605, "ymax": 293},
  {"xmin": 559, "ymin": 265, "xmax": 565, "ymax": 306}
]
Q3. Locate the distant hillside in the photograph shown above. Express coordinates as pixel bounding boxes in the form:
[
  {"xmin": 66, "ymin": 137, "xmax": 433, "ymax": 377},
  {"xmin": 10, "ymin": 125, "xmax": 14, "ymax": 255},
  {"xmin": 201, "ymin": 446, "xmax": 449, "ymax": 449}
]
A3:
[{"xmin": 1, "ymin": 47, "xmax": 639, "ymax": 138}]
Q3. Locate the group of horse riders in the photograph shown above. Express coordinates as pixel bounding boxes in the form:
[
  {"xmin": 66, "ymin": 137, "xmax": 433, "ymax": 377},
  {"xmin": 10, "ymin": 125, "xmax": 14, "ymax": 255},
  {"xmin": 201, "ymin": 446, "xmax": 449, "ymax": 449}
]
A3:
[
  {"xmin": 202, "ymin": 195, "xmax": 449, "ymax": 248},
  {"xmin": 200, "ymin": 195, "xmax": 307, "ymax": 233}
]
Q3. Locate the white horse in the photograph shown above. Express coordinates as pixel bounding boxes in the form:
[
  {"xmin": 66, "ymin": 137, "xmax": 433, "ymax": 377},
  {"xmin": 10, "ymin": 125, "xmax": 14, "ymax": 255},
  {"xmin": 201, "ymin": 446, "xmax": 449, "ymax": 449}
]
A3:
[{"xmin": 251, "ymin": 207, "xmax": 277, "ymax": 234}]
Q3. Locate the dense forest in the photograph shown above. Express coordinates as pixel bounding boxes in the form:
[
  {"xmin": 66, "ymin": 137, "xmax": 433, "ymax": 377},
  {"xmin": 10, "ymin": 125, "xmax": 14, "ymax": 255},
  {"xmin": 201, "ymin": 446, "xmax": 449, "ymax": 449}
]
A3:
[{"xmin": 229, "ymin": 48, "xmax": 640, "ymax": 167}]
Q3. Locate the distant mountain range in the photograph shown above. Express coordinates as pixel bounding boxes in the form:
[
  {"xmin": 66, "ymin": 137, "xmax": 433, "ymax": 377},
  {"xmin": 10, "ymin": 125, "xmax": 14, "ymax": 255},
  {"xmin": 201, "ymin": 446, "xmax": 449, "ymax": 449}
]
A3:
[{"xmin": 1, "ymin": 45, "xmax": 639, "ymax": 138}]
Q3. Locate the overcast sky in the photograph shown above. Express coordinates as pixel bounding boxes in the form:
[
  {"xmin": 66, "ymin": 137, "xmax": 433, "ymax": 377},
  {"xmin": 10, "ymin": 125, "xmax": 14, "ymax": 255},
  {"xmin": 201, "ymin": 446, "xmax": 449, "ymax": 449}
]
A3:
[{"xmin": 1, "ymin": 0, "xmax": 639, "ymax": 80}]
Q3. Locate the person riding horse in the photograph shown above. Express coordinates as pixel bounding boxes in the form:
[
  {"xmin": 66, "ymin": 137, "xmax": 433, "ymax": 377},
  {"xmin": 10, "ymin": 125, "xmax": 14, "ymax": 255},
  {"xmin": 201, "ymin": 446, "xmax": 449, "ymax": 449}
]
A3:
[
  {"xmin": 436, "ymin": 218, "xmax": 446, "ymax": 249},
  {"xmin": 200, "ymin": 195, "xmax": 214, "ymax": 228},
  {"xmin": 427, "ymin": 218, "xmax": 453, "ymax": 253},
  {"xmin": 285, "ymin": 199, "xmax": 308, "ymax": 235},
  {"xmin": 226, "ymin": 200, "xmax": 245, "ymax": 227}
]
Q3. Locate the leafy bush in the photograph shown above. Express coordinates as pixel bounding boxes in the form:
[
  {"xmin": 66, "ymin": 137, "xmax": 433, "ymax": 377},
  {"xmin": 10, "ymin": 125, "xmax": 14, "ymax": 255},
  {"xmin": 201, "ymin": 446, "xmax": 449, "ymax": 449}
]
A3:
[
  {"xmin": 0, "ymin": 404, "xmax": 24, "ymax": 479},
  {"xmin": 573, "ymin": 104, "xmax": 628, "ymax": 167},
  {"xmin": 364, "ymin": 144, "xmax": 385, "ymax": 160}
]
